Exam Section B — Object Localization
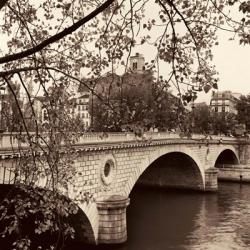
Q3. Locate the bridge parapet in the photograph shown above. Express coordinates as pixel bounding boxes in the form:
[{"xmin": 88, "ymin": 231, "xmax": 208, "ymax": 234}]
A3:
[{"xmin": 0, "ymin": 132, "xmax": 245, "ymax": 152}]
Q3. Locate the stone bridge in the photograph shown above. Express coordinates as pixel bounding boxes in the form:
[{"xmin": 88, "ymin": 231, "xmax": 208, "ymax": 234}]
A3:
[{"xmin": 0, "ymin": 132, "xmax": 250, "ymax": 245}]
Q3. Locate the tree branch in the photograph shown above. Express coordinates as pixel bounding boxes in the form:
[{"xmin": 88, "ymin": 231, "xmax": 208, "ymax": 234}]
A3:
[{"xmin": 0, "ymin": 0, "xmax": 115, "ymax": 64}]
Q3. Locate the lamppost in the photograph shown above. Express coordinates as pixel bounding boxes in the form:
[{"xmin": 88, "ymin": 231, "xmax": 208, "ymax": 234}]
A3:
[
  {"xmin": 91, "ymin": 89, "xmax": 94, "ymax": 131},
  {"xmin": 191, "ymin": 100, "xmax": 195, "ymax": 132},
  {"xmin": 0, "ymin": 85, "xmax": 6, "ymax": 132},
  {"xmin": 90, "ymin": 80, "xmax": 95, "ymax": 132}
]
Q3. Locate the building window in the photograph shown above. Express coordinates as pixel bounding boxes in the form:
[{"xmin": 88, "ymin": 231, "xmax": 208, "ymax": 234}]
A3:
[
  {"xmin": 133, "ymin": 62, "xmax": 137, "ymax": 70},
  {"xmin": 215, "ymin": 107, "xmax": 218, "ymax": 112},
  {"xmin": 222, "ymin": 106, "xmax": 225, "ymax": 112},
  {"xmin": 42, "ymin": 109, "xmax": 48, "ymax": 121}
]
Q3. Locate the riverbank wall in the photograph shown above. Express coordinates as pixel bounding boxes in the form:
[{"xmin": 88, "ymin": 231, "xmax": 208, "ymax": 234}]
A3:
[{"xmin": 218, "ymin": 165, "xmax": 250, "ymax": 183}]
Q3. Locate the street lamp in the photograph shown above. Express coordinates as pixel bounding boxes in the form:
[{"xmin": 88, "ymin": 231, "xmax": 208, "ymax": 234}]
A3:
[
  {"xmin": 0, "ymin": 85, "xmax": 6, "ymax": 132},
  {"xmin": 191, "ymin": 101, "xmax": 195, "ymax": 132},
  {"xmin": 91, "ymin": 89, "xmax": 94, "ymax": 131},
  {"xmin": 89, "ymin": 80, "xmax": 95, "ymax": 132}
]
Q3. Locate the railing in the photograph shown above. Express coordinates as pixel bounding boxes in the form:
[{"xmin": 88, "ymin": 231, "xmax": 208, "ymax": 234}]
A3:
[
  {"xmin": 216, "ymin": 164, "xmax": 250, "ymax": 169},
  {"xmin": 0, "ymin": 131, "xmax": 245, "ymax": 152},
  {"xmin": 76, "ymin": 132, "xmax": 241, "ymax": 145}
]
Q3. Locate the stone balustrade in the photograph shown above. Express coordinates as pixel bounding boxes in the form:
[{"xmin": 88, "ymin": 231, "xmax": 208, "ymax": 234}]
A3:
[{"xmin": 0, "ymin": 132, "xmax": 245, "ymax": 152}]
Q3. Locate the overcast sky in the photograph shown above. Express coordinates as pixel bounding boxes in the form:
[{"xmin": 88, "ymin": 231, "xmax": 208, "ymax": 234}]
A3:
[
  {"xmin": 138, "ymin": 29, "xmax": 250, "ymax": 104},
  {"xmin": 212, "ymin": 33, "xmax": 250, "ymax": 92},
  {"xmin": 193, "ymin": 30, "xmax": 249, "ymax": 103},
  {"xmin": 1, "ymin": 2, "xmax": 249, "ymax": 104},
  {"xmin": 133, "ymin": 3, "xmax": 250, "ymax": 104}
]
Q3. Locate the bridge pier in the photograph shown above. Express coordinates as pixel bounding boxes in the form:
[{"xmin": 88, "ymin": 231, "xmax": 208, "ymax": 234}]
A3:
[
  {"xmin": 204, "ymin": 168, "xmax": 218, "ymax": 191},
  {"xmin": 97, "ymin": 195, "xmax": 130, "ymax": 244}
]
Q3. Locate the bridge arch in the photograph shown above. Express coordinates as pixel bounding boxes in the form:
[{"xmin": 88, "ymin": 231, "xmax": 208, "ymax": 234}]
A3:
[
  {"xmin": 65, "ymin": 188, "xmax": 99, "ymax": 244},
  {"xmin": 212, "ymin": 146, "xmax": 240, "ymax": 168},
  {"xmin": 123, "ymin": 145, "xmax": 205, "ymax": 197},
  {"xmin": 70, "ymin": 203, "xmax": 97, "ymax": 244}
]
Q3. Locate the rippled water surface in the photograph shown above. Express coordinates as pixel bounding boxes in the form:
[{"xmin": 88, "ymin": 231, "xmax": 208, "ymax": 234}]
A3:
[
  {"xmin": 101, "ymin": 183, "xmax": 250, "ymax": 250},
  {"xmin": 2, "ymin": 183, "xmax": 250, "ymax": 250}
]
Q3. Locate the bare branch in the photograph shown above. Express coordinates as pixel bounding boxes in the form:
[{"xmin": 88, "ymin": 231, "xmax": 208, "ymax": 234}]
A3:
[{"xmin": 0, "ymin": 0, "xmax": 115, "ymax": 64}]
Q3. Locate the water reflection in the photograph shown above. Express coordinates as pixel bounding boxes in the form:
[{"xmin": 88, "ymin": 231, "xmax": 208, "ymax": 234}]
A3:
[
  {"xmin": 124, "ymin": 183, "xmax": 250, "ymax": 250},
  {"xmin": 61, "ymin": 183, "xmax": 250, "ymax": 250},
  {"xmin": 186, "ymin": 183, "xmax": 250, "ymax": 250}
]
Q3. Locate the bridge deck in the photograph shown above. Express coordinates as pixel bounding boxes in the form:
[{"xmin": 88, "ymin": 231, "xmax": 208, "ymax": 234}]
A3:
[{"xmin": 0, "ymin": 132, "xmax": 244, "ymax": 155}]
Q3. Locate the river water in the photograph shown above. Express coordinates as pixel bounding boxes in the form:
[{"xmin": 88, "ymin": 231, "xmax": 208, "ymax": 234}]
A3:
[
  {"xmin": 2, "ymin": 182, "xmax": 249, "ymax": 249},
  {"xmin": 96, "ymin": 183, "xmax": 250, "ymax": 250}
]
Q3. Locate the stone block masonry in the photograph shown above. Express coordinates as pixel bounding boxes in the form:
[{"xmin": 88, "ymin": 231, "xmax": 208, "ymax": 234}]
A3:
[
  {"xmin": 218, "ymin": 165, "xmax": 250, "ymax": 182},
  {"xmin": 97, "ymin": 195, "xmax": 130, "ymax": 244},
  {"xmin": 0, "ymin": 133, "xmax": 247, "ymax": 244}
]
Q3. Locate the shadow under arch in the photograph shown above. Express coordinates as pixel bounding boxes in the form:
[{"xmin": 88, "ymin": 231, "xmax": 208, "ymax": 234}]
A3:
[
  {"xmin": 68, "ymin": 203, "xmax": 96, "ymax": 245},
  {"xmin": 130, "ymin": 152, "xmax": 204, "ymax": 195},
  {"xmin": 214, "ymin": 148, "xmax": 240, "ymax": 168}
]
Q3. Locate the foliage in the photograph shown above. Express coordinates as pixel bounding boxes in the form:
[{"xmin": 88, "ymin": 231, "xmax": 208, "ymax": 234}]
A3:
[
  {"xmin": 0, "ymin": 82, "xmax": 23, "ymax": 132},
  {"xmin": 0, "ymin": 84, "xmax": 83, "ymax": 249},
  {"xmin": 192, "ymin": 104, "xmax": 212, "ymax": 134},
  {"xmin": 236, "ymin": 94, "xmax": 250, "ymax": 131},
  {"xmin": 0, "ymin": 0, "xmax": 249, "ymax": 249},
  {"xmin": 0, "ymin": 185, "xmax": 78, "ymax": 250},
  {"xmin": 90, "ymin": 71, "xmax": 182, "ymax": 132},
  {"xmin": 210, "ymin": 112, "xmax": 238, "ymax": 135},
  {"xmin": 191, "ymin": 103, "xmax": 238, "ymax": 135}
]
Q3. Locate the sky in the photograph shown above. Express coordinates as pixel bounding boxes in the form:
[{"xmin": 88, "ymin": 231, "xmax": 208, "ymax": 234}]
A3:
[
  {"xmin": 136, "ymin": 30, "xmax": 250, "ymax": 104},
  {"xmin": 0, "ymin": 1, "xmax": 249, "ymax": 104},
  {"xmin": 132, "ymin": 3, "xmax": 250, "ymax": 104},
  {"xmin": 194, "ymin": 31, "xmax": 250, "ymax": 103},
  {"xmin": 212, "ymin": 33, "xmax": 250, "ymax": 93}
]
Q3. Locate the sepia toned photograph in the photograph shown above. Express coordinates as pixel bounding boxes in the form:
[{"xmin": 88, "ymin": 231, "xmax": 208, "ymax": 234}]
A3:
[{"xmin": 0, "ymin": 0, "xmax": 250, "ymax": 249}]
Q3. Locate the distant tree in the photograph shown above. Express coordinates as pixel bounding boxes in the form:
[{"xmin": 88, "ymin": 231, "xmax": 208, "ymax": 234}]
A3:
[
  {"xmin": 192, "ymin": 104, "xmax": 211, "ymax": 134},
  {"xmin": 210, "ymin": 112, "xmax": 238, "ymax": 135},
  {"xmin": 236, "ymin": 95, "xmax": 250, "ymax": 131},
  {"xmin": 151, "ymin": 86, "xmax": 185, "ymax": 132},
  {"xmin": 90, "ymin": 71, "xmax": 182, "ymax": 132},
  {"xmin": 191, "ymin": 103, "xmax": 238, "ymax": 135},
  {"xmin": 90, "ymin": 71, "xmax": 152, "ymax": 131}
]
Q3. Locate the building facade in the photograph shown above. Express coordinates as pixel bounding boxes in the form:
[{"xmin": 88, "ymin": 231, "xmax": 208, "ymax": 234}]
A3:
[
  {"xmin": 129, "ymin": 53, "xmax": 145, "ymax": 73},
  {"xmin": 210, "ymin": 91, "xmax": 241, "ymax": 114},
  {"xmin": 73, "ymin": 91, "xmax": 91, "ymax": 129},
  {"xmin": 30, "ymin": 86, "xmax": 91, "ymax": 130}
]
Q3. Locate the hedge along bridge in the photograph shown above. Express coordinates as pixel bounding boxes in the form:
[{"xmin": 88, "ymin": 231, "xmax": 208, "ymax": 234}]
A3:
[{"xmin": 0, "ymin": 132, "xmax": 250, "ymax": 245}]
